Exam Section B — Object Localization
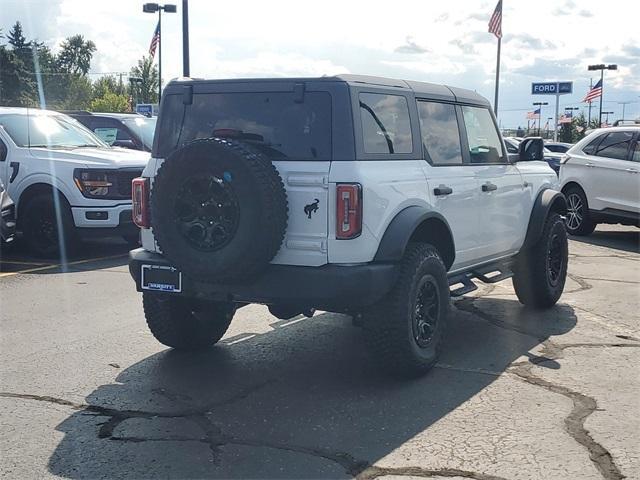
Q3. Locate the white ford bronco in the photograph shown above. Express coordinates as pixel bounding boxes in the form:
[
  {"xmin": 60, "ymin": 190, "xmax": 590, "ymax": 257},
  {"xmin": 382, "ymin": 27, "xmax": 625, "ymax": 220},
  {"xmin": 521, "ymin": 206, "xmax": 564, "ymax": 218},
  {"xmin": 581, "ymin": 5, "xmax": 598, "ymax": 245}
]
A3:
[{"xmin": 129, "ymin": 75, "xmax": 568, "ymax": 376}]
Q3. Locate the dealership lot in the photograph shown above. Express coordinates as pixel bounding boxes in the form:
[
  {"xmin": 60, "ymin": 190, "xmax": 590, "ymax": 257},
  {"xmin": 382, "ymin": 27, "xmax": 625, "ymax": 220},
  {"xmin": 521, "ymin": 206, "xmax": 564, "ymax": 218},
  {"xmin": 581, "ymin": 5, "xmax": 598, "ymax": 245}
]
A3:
[{"xmin": 1, "ymin": 226, "xmax": 638, "ymax": 480}]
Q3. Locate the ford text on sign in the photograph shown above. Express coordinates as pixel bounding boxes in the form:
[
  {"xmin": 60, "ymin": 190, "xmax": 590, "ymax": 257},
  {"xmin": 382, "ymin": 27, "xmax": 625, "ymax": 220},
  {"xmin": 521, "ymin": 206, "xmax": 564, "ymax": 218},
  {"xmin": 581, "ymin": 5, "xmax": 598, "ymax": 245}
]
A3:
[{"xmin": 531, "ymin": 82, "xmax": 573, "ymax": 95}]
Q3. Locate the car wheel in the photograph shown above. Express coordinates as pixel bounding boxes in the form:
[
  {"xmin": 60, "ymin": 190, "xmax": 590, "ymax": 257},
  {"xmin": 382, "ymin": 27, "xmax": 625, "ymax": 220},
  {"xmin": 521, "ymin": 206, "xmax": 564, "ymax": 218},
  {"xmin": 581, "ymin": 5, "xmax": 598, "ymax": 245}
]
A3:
[
  {"xmin": 21, "ymin": 192, "xmax": 77, "ymax": 258},
  {"xmin": 363, "ymin": 243, "xmax": 449, "ymax": 376},
  {"xmin": 565, "ymin": 186, "xmax": 596, "ymax": 236},
  {"xmin": 513, "ymin": 213, "xmax": 568, "ymax": 309},
  {"xmin": 143, "ymin": 293, "xmax": 236, "ymax": 349}
]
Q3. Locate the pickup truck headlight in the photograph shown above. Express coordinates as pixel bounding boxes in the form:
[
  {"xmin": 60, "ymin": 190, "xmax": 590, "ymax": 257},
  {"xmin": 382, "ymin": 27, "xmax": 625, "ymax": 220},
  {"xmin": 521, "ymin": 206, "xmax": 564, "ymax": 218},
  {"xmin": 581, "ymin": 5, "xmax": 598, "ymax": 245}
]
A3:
[{"xmin": 73, "ymin": 169, "xmax": 117, "ymax": 198}]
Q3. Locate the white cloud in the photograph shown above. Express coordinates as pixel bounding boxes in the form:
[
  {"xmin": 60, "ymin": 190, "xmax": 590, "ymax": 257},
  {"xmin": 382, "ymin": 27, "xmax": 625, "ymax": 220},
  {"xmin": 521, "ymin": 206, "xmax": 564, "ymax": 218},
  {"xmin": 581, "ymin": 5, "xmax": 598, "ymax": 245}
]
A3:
[{"xmin": 1, "ymin": 0, "xmax": 639, "ymax": 124}]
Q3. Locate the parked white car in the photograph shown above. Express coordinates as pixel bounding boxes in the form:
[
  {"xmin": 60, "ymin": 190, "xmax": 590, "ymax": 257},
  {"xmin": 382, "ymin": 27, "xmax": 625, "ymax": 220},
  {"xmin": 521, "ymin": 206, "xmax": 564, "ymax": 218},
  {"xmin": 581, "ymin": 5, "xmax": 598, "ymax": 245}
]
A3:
[
  {"xmin": 559, "ymin": 126, "xmax": 640, "ymax": 235},
  {"xmin": 0, "ymin": 108, "xmax": 150, "ymax": 256}
]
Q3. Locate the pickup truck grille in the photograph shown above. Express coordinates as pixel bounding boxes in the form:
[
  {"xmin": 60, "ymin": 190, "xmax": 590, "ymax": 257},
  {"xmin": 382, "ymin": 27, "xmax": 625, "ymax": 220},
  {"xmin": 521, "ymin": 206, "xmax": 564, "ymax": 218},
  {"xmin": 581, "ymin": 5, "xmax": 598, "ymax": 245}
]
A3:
[{"xmin": 116, "ymin": 169, "xmax": 144, "ymax": 198}]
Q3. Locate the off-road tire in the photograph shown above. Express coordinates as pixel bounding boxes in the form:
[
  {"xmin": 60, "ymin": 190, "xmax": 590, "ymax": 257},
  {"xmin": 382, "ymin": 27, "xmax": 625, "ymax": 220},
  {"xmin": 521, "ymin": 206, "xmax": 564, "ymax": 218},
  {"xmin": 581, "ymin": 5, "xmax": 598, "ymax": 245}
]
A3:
[
  {"xmin": 513, "ymin": 213, "xmax": 568, "ymax": 309},
  {"xmin": 143, "ymin": 293, "xmax": 235, "ymax": 349},
  {"xmin": 21, "ymin": 191, "xmax": 77, "ymax": 258},
  {"xmin": 564, "ymin": 186, "xmax": 596, "ymax": 236},
  {"xmin": 151, "ymin": 138, "xmax": 288, "ymax": 283},
  {"xmin": 363, "ymin": 243, "xmax": 449, "ymax": 376}
]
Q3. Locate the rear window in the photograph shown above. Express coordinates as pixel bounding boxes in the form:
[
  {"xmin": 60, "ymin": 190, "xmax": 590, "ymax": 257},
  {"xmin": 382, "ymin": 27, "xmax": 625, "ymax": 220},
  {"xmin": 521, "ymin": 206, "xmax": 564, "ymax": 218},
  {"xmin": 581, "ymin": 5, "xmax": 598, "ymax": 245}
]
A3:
[{"xmin": 156, "ymin": 91, "xmax": 332, "ymax": 160}]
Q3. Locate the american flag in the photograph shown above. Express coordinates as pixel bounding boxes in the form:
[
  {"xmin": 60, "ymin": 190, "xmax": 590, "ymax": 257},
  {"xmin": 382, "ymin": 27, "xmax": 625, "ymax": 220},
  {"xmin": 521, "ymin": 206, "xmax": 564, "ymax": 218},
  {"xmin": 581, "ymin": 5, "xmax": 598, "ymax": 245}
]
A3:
[
  {"xmin": 559, "ymin": 112, "xmax": 573, "ymax": 124},
  {"xmin": 149, "ymin": 21, "xmax": 160, "ymax": 58},
  {"xmin": 488, "ymin": 0, "xmax": 503, "ymax": 39},
  {"xmin": 583, "ymin": 79, "xmax": 602, "ymax": 103},
  {"xmin": 527, "ymin": 108, "xmax": 540, "ymax": 120}
]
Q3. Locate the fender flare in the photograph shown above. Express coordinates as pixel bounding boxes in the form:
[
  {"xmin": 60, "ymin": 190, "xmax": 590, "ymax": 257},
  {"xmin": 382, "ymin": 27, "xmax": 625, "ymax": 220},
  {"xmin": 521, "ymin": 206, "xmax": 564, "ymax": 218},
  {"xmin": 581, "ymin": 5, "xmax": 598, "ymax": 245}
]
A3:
[
  {"xmin": 374, "ymin": 206, "xmax": 455, "ymax": 265},
  {"xmin": 521, "ymin": 188, "xmax": 567, "ymax": 250}
]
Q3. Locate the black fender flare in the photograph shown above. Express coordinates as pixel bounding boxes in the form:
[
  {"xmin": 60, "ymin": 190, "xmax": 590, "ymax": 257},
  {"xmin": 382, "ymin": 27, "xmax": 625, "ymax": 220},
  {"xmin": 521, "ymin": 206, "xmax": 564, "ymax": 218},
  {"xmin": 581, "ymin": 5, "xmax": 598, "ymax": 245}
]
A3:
[
  {"xmin": 521, "ymin": 188, "xmax": 567, "ymax": 250},
  {"xmin": 374, "ymin": 206, "xmax": 455, "ymax": 266}
]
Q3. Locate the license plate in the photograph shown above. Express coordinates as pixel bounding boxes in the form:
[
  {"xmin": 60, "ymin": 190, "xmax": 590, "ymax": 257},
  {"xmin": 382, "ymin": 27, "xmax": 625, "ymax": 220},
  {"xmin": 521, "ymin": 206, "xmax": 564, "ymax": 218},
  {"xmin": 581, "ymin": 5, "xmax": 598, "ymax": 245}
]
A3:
[{"xmin": 141, "ymin": 264, "xmax": 182, "ymax": 293}]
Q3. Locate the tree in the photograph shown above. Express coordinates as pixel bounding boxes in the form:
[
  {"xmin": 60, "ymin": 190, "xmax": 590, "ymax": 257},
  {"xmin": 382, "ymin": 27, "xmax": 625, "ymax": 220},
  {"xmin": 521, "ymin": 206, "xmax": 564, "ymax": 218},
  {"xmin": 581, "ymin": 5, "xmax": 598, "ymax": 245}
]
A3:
[
  {"xmin": 57, "ymin": 35, "xmax": 96, "ymax": 75},
  {"xmin": 0, "ymin": 45, "xmax": 36, "ymax": 106},
  {"xmin": 90, "ymin": 91, "xmax": 130, "ymax": 112},
  {"xmin": 129, "ymin": 56, "xmax": 158, "ymax": 104},
  {"xmin": 6, "ymin": 21, "xmax": 28, "ymax": 50},
  {"xmin": 93, "ymin": 75, "xmax": 122, "ymax": 98}
]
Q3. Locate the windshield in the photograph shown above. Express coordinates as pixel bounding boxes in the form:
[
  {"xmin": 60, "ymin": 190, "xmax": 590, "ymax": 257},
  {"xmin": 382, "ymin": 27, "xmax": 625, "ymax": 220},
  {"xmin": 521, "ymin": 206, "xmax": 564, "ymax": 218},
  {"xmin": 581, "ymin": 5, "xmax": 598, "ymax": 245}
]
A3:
[
  {"xmin": 0, "ymin": 113, "xmax": 107, "ymax": 149},
  {"xmin": 122, "ymin": 117, "xmax": 157, "ymax": 149}
]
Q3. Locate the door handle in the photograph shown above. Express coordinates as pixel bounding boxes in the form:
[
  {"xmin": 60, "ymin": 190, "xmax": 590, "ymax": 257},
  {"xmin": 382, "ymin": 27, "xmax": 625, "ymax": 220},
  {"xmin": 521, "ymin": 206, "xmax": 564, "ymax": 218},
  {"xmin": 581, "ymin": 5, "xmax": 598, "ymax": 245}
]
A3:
[
  {"xmin": 585, "ymin": 162, "xmax": 596, "ymax": 168},
  {"xmin": 481, "ymin": 183, "xmax": 497, "ymax": 192},
  {"xmin": 9, "ymin": 162, "xmax": 19, "ymax": 183},
  {"xmin": 433, "ymin": 186, "xmax": 453, "ymax": 196},
  {"xmin": 626, "ymin": 168, "xmax": 638, "ymax": 174}
]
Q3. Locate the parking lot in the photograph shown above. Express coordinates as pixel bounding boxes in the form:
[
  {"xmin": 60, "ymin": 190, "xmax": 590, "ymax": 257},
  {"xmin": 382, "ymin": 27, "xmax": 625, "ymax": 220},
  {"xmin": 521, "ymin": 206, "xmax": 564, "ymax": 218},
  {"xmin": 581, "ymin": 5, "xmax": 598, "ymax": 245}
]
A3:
[{"xmin": 0, "ymin": 225, "xmax": 638, "ymax": 480}]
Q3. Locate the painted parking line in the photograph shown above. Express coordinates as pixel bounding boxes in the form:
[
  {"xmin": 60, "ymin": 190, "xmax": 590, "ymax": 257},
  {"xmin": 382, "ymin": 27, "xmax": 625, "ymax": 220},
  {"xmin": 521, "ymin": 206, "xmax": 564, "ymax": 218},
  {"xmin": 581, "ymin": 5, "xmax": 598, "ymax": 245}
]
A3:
[
  {"xmin": 0, "ymin": 253, "xmax": 127, "ymax": 278},
  {"xmin": 0, "ymin": 260, "xmax": 48, "ymax": 266}
]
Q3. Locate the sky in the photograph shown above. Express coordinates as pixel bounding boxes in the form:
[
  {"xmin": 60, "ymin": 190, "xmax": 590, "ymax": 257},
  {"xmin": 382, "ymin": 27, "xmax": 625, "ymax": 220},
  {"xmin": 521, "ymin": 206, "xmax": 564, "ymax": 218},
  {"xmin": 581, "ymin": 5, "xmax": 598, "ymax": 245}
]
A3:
[{"xmin": 2, "ymin": 0, "xmax": 639, "ymax": 127}]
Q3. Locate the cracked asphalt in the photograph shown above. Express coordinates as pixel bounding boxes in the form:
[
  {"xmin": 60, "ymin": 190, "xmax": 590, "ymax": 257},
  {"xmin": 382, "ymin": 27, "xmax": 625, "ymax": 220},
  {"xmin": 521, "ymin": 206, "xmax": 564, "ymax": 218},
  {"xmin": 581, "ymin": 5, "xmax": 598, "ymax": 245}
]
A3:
[{"xmin": 1, "ymin": 225, "xmax": 639, "ymax": 480}]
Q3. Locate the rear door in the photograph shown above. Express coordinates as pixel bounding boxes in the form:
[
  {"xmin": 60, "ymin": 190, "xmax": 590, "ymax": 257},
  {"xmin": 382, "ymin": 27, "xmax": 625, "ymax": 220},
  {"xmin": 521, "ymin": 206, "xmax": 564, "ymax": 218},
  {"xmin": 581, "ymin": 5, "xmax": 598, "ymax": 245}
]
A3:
[
  {"xmin": 416, "ymin": 99, "xmax": 481, "ymax": 271},
  {"xmin": 155, "ymin": 82, "xmax": 336, "ymax": 266},
  {"xmin": 587, "ymin": 130, "xmax": 638, "ymax": 213}
]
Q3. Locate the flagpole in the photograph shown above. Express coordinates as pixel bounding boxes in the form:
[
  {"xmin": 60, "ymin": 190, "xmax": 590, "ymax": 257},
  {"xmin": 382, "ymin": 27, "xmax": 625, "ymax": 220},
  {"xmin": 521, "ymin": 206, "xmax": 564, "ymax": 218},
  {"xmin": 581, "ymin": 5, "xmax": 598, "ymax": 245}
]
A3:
[{"xmin": 494, "ymin": 36, "xmax": 501, "ymax": 115}]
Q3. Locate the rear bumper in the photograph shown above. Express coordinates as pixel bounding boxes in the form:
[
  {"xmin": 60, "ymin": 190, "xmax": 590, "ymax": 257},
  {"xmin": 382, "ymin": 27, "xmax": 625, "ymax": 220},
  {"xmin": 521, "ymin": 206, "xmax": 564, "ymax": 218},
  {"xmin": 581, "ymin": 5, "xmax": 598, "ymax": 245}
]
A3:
[{"xmin": 128, "ymin": 248, "xmax": 397, "ymax": 309}]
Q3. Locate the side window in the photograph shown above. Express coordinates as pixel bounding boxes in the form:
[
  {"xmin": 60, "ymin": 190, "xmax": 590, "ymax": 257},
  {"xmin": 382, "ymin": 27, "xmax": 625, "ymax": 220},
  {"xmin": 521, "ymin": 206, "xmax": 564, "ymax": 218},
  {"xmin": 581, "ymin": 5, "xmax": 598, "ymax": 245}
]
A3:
[
  {"xmin": 632, "ymin": 140, "xmax": 640, "ymax": 162},
  {"xmin": 505, "ymin": 141, "xmax": 519, "ymax": 154},
  {"xmin": 359, "ymin": 93, "xmax": 412, "ymax": 154},
  {"xmin": 594, "ymin": 131, "xmax": 634, "ymax": 160},
  {"xmin": 0, "ymin": 138, "xmax": 7, "ymax": 162},
  {"xmin": 582, "ymin": 135, "xmax": 603, "ymax": 155},
  {"xmin": 90, "ymin": 117, "xmax": 132, "ymax": 145},
  {"xmin": 416, "ymin": 101, "xmax": 462, "ymax": 165},
  {"xmin": 461, "ymin": 106, "xmax": 505, "ymax": 163}
]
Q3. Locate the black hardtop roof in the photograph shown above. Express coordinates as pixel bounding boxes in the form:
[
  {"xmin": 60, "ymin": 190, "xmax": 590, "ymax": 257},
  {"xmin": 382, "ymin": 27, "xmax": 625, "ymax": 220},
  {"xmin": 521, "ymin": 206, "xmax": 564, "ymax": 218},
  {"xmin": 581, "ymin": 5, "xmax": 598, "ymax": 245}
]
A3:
[{"xmin": 165, "ymin": 74, "xmax": 490, "ymax": 106}]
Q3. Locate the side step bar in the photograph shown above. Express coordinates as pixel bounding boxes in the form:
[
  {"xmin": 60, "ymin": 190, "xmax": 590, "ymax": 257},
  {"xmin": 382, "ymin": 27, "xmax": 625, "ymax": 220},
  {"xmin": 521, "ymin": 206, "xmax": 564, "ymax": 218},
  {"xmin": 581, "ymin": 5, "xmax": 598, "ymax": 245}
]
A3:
[{"xmin": 448, "ymin": 261, "xmax": 514, "ymax": 297}]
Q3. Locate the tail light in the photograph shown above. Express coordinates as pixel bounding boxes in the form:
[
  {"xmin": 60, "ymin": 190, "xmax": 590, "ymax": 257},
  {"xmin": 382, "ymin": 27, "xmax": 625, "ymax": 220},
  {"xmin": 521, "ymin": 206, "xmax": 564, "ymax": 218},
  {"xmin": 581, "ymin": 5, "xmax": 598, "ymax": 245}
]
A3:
[
  {"xmin": 336, "ymin": 183, "xmax": 362, "ymax": 239},
  {"xmin": 132, "ymin": 177, "xmax": 150, "ymax": 228}
]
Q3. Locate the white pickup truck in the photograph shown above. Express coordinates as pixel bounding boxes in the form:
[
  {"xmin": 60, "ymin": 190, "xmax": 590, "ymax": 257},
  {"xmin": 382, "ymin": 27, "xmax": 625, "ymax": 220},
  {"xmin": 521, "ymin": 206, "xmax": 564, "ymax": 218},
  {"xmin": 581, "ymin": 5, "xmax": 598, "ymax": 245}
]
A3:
[{"xmin": 0, "ymin": 108, "xmax": 149, "ymax": 256}]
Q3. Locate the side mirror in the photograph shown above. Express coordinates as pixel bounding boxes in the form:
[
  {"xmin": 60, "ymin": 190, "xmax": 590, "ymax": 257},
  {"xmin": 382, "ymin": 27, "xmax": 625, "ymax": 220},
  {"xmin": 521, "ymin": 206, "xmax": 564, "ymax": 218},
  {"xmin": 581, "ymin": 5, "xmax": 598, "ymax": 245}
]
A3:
[{"xmin": 518, "ymin": 137, "xmax": 544, "ymax": 162}]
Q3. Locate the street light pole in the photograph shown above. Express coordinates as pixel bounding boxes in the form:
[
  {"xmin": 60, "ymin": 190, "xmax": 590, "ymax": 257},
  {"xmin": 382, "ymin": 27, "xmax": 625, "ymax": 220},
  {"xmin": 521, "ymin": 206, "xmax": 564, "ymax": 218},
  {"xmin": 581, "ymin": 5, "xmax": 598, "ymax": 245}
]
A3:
[
  {"xmin": 602, "ymin": 111, "xmax": 614, "ymax": 125},
  {"xmin": 143, "ymin": 3, "xmax": 176, "ymax": 106},
  {"xmin": 182, "ymin": 0, "xmax": 190, "ymax": 77},
  {"xmin": 588, "ymin": 64, "xmax": 618, "ymax": 127},
  {"xmin": 533, "ymin": 102, "xmax": 548, "ymax": 136}
]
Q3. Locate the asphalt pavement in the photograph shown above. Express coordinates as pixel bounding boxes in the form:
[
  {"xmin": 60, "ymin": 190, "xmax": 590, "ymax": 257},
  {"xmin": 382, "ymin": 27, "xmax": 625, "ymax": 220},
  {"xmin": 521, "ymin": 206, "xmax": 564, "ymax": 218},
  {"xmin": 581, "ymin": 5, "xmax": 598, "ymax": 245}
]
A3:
[{"xmin": 1, "ymin": 226, "xmax": 639, "ymax": 480}]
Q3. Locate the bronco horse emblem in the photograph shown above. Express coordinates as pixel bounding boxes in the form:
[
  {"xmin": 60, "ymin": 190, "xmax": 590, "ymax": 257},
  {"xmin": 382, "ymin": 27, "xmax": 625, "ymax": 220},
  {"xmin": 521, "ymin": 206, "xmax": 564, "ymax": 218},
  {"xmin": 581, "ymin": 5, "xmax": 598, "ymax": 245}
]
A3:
[{"xmin": 304, "ymin": 199, "xmax": 320, "ymax": 219}]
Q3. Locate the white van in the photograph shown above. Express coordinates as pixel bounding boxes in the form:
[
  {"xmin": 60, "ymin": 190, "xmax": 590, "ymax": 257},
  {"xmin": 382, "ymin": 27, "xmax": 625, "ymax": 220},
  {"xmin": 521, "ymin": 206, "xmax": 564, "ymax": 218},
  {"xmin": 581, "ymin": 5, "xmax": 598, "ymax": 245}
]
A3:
[{"xmin": 0, "ymin": 108, "xmax": 149, "ymax": 256}]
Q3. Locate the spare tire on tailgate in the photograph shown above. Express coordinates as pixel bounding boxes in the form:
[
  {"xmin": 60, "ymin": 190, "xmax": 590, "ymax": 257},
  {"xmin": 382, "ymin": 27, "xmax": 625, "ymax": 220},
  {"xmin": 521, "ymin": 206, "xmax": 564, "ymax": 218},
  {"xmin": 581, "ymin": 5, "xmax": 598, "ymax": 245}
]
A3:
[{"xmin": 151, "ymin": 138, "xmax": 288, "ymax": 283}]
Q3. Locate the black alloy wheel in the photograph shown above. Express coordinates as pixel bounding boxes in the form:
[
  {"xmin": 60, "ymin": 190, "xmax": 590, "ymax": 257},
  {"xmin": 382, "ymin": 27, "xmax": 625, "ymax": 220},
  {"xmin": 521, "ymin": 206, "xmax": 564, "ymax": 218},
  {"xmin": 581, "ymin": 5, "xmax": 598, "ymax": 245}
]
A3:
[
  {"xmin": 413, "ymin": 277, "xmax": 440, "ymax": 348},
  {"xmin": 174, "ymin": 174, "xmax": 240, "ymax": 252}
]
